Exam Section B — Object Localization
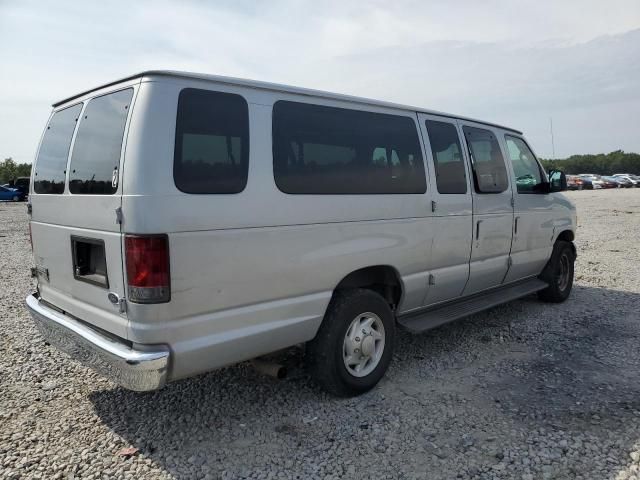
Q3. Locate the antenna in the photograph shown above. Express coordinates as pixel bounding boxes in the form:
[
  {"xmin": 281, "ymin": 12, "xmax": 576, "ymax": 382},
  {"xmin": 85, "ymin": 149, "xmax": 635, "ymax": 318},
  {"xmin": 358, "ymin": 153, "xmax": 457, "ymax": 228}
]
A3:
[{"xmin": 550, "ymin": 117, "xmax": 556, "ymax": 160}]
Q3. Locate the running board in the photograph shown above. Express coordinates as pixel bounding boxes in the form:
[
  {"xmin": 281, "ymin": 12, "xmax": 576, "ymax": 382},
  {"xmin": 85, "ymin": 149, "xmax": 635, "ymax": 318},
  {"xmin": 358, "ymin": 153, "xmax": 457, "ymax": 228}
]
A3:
[{"xmin": 397, "ymin": 278, "xmax": 548, "ymax": 334}]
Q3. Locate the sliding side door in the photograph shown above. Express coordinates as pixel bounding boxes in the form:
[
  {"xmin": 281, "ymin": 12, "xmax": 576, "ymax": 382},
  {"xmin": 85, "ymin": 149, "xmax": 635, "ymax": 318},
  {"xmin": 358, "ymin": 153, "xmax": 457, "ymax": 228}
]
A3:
[{"xmin": 418, "ymin": 114, "xmax": 473, "ymax": 306}]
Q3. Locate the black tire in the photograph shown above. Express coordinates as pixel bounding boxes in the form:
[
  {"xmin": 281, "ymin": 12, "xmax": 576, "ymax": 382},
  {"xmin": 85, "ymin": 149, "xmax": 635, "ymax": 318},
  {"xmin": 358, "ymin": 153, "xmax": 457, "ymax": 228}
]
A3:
[
  {"xmin": 307, "ymin": 288, "xmax": 395, "ymax": 397},
  {"xmin": 538, "ymin": 240, "xmax": 575, "ymax": 303}
]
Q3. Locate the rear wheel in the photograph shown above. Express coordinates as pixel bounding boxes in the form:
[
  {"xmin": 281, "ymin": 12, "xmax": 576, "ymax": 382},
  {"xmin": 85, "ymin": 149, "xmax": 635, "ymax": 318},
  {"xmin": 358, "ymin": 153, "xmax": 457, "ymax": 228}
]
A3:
[
  {"xmin": 307, "ymin": 288, "xmax": 395, "ymax": 397},
  {"xmin": 538, "ymin": 240, "xmax": 575, "ymax": 303}
]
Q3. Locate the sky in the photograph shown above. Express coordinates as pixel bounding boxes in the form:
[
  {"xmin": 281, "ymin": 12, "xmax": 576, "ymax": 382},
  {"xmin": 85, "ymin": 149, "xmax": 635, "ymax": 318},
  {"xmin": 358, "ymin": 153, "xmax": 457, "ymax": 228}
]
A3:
[{"xmin": 1, "ymin": 0, "xmax": 639, "ymax": 164}]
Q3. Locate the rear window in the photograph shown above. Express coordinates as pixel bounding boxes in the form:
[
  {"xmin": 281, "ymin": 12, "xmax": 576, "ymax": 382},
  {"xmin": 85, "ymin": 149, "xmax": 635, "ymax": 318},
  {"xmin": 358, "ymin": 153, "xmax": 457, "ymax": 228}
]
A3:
[
  {"xmin": 69, "ymin": 88, "xmax": 133, "ymax": 195},
  {"xmin": 272, "ymin": 101, "xmax": 426, "ymax": 194},
  {"xmin": 34, "ymin": 104, "xmax": 82, "ymax": 194},
  {"xmin": 174, "ymin": 88, "xmax": 249, "ymax": 194}
]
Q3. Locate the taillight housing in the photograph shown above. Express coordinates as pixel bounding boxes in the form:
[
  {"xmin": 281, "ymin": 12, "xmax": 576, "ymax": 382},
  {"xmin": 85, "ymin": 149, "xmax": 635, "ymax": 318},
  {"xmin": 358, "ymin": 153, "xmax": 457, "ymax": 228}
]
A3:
[{"xmin": 125, "ymin": 234, "xmax": 170, "ymax": 304}]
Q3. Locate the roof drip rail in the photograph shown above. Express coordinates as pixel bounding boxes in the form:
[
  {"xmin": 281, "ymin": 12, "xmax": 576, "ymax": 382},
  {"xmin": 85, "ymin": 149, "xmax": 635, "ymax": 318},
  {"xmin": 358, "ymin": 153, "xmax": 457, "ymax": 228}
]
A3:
[{"xmin": 52, "ymin": 70, "xmax": 523, "ymax": 135}]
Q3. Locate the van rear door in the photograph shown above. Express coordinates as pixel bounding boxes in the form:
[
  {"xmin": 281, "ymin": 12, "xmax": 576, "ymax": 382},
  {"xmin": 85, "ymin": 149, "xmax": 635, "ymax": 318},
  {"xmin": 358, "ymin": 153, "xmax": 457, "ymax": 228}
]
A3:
[{"xmin": 30, "ymin": 86, "xmax": 137, "ymax": 339}]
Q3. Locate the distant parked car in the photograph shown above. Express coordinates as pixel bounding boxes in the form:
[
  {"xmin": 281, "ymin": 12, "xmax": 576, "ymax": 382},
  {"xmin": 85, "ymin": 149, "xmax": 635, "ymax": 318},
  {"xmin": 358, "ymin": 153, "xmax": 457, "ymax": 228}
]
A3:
[
  {"xmin": 12, "ymin": 177, "xmax": 30, "ymax": 199},
  {"xmin": 566, "ymin": 175, "xmax": 584, "ymax": 190},
  {"xmin": 578, "ymin": 174, "xmax": 604, "ymax": 190},
  {"xmin": 601, "ymin": 176, "xmax": 621, "ymax": 188},
  {"xmin": 613, "ymin": 174, "xmax": 640, "ymax": 187},
  {"xmin": 608, "ymin": 176, "xmax": 633, "ymax": 188},
  {"xmin": 0, "ymin": 185, "xmax": 25, "ymax": 202}
]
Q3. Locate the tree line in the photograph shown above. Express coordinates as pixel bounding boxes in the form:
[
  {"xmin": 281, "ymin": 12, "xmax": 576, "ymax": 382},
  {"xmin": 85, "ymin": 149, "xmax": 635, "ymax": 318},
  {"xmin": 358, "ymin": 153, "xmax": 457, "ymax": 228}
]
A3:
[
  {"xmin": 0, "ymin": 158, "xmax": 32, "ymax": 185},
  {"xmin": 540, "ymin": 151, "xmax": 640, "ymax": 175},
  {"xmin": 3, "ymin": 151, "xmax": 640, "ymax": 186}
]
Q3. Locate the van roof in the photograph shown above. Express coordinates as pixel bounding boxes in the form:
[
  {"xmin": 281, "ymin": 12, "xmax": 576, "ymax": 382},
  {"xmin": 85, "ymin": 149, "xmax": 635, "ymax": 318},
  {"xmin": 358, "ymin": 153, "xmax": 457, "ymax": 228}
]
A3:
[{"xmin": 53, "ymin": 70, "xmax": 523, "ymax": 134}]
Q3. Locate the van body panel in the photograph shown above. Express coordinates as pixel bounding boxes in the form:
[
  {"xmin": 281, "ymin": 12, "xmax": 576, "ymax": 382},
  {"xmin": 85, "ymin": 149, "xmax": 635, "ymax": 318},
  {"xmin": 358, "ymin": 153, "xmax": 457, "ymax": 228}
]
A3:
[
  {"xmin": 31, "ymin": 195, "xmax": 124, "ymax": 231},
  {"xmin": 500, "ymin": 135, "xmax": 556, "ymax": 282},
  {"xmin": 30, "ymin": 219, "xmax": 128, "ymax": 339},
  {"xmin": 126, "ymin": 218, "xmax": 435, "ymax": 344},
  {"xmin": 131, "ymin": 291, "xmax": 329, "ymax": 380},
  {"xmin": 123, "ymin": 80, "xmax": 433, "ymax": 231},
  {"xmin": 504, "ymin": 190, "xmax": 556, "ymax": 282},
  {"xmin": 458, "ymin": 121, "xmax": 514, "ymax": 295},
  {"xmin": 36, "ymin": 282, "xmax": 128, "ymax": 339},
  {"xmin": 167, "ymin": 307, "xmax": 322, "ymax": 380},
  {"xmin": 464, "ymin": 213, "xmax": 513, "ymax": 294}
]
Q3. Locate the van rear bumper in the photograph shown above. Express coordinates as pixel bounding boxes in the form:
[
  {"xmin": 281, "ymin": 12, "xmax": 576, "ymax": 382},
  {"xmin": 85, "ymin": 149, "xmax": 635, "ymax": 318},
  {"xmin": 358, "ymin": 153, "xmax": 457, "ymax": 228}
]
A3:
[{"xmin": 26, "ymin": 293, "xmax": 170, "ymax": 392}]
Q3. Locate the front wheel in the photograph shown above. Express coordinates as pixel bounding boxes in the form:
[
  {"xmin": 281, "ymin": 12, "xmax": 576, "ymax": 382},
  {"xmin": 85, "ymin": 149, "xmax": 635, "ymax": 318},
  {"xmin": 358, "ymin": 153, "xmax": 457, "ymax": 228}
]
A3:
[
  {"xmin": 307, "ymin": 288, "xmax": 395, "ymax": 397},
  {"xmin": 538, "ymin": 240, "xmax": 575, "ymax": 303}
]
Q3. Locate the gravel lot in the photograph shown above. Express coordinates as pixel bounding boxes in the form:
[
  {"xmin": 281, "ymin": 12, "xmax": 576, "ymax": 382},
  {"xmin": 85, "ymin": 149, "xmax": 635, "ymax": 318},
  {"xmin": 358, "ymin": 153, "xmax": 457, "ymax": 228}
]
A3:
[{"xmin": 1, "ymin": 189, "xmax": 640, "ymax": 480}]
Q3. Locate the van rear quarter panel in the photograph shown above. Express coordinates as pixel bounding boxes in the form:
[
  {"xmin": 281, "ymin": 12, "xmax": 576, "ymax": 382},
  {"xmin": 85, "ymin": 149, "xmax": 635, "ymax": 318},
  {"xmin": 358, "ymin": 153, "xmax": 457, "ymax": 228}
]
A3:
[{"xmin": 123, "ymin": 78, "xmax": 434, "ymax": 379}]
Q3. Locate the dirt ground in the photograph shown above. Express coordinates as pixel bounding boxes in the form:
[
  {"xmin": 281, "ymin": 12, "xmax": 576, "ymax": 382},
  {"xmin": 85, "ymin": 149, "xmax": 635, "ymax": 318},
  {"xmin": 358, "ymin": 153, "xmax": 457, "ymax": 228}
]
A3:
[{"xmin": 1, "ymin": 189, "xmax": 639, "ymax": 479}]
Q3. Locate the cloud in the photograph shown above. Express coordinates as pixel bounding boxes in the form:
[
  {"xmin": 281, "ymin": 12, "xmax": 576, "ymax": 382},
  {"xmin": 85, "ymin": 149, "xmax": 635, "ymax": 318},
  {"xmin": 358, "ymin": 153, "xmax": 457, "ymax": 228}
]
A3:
[{"xmin": 0, "ymin": 0, "xmax": 639, "ymax": 161}]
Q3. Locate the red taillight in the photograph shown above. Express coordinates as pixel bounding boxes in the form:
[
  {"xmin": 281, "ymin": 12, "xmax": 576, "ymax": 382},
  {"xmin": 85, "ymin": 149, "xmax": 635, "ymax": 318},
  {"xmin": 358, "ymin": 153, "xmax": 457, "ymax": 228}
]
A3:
[{"xmin": 125, "ymin": 235, "xmax": 170, "ymax": 303}]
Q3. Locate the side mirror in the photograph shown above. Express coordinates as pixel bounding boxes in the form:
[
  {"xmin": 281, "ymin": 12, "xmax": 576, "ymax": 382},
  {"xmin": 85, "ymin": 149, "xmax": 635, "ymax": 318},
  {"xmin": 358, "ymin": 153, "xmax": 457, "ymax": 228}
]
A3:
[{"xmin": 548, "ymin": 170, "xmax": 567, "ymax": 192}]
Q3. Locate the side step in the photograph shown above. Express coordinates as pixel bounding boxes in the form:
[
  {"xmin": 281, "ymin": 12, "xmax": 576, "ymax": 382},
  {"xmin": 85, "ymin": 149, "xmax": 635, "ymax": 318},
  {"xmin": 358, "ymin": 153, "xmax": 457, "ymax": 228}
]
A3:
[{"xmin": 397, "ymin": 278, "xmax": 548, "ymax": 334}]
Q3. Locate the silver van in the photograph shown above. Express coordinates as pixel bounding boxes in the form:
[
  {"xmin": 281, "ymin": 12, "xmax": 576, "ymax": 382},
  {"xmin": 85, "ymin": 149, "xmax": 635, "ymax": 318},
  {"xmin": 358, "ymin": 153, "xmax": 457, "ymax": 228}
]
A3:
[{"xmin": 26, "ymin": 71, "xmax": 576, "ymax": 396}]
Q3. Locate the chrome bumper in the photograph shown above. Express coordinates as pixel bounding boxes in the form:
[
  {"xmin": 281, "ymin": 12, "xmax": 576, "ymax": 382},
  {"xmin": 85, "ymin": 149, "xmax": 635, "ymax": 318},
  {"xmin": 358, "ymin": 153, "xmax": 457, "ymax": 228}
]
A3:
[{"xmin": 26, "ymin": 294, "xmax": 170, "ymax": 391}]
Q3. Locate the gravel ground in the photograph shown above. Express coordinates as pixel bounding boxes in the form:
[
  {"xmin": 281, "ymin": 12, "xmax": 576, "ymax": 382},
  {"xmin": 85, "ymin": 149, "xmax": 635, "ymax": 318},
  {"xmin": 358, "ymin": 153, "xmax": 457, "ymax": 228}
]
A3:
[{"xmin": 1, "ymin": 189, "xmax": 640, "ymax": 480}]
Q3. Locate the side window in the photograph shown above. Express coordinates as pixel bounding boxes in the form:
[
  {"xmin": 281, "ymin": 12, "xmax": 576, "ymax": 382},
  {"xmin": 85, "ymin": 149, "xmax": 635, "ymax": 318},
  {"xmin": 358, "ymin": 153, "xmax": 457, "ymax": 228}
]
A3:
[
  {"xmin": 69, "ymin": 89, "xmax": 133, "ymax": 194},
  {"xmin": 505, "ymin": 135, "xmax": 545, "ymax": 193},
  {"xmin": 463, "ymin": 126, "xmax": 508, "ymax": 193},
  {"xmin": 33, "ymin": 104, "xmax": 82, "ymax": 194},
  {"xmin": 425, "ymin": 120, "xmax": 467, "ymax": 194},
  {"xmin": 174, "ymin": 88, "xmax": 249, "ymax": 194},
  {"xmin": 273, "ymin": 101, "xmax": 426, "ymax": 194}
]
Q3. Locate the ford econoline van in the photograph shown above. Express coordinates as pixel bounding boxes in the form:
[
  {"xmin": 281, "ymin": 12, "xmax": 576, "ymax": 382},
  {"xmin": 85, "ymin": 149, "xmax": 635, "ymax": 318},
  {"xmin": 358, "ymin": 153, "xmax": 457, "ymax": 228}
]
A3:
[{"xmin": 26, "ymin": 71, "xmax": 576, "ymax": 396}]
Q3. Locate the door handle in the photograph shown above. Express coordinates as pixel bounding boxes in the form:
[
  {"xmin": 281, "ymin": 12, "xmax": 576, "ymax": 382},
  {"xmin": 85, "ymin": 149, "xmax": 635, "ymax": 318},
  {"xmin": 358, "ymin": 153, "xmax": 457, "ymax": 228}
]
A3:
[
  {"xmin": 514, "ymin": 216, "xmax": 519, "ymax": 235},
  {"xmin": 476, "ymin": 220, "xmax": 482, "ymax": 240}
]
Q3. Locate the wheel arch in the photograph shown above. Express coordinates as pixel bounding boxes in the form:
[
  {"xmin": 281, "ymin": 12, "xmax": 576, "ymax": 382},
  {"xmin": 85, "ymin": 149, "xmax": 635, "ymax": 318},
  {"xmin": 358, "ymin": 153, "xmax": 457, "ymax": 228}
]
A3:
[
  {"xmin": 555, "ymin": 229, "xmax": 576, "ymax": 257},
  {"xmin": 332, "ymin": 265, "xmax": 404, "ymax": 311}
]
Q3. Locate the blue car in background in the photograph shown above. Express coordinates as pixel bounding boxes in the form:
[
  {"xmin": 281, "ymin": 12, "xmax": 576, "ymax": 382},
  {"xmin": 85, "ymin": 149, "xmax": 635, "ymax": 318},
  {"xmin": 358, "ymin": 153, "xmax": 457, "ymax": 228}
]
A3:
[{"xmin": 0, "ymin": 185, "xmax": 25, "ymax": 202}]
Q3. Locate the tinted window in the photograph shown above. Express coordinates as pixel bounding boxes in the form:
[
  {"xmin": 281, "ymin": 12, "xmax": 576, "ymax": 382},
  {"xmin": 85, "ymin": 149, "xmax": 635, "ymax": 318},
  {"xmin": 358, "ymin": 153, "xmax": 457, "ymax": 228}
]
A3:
[
  {"xmin": 69, "ymin": 89, "xmax": 133, "ymax": 194},
  {"xmin": 273, "ymin": 101, "xmax": 426, "ymax": 194},
  {"xmin": 505, "ymin": 135, "xmax": 544, "ymax": 193},
  {"xmin": 463, "ymin": 126, "xmax": 508, "ymax": 193},
  {"xmin": 34, "ymin": 104, "xmax": 82, "ymax": 194},
  {"xmin": 425, "ymin": 120, "xmax": 467, "ymax": 194},
  {"xmin": 174, "ymin": 89, "xmax": 249, "ymax": 194}
]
